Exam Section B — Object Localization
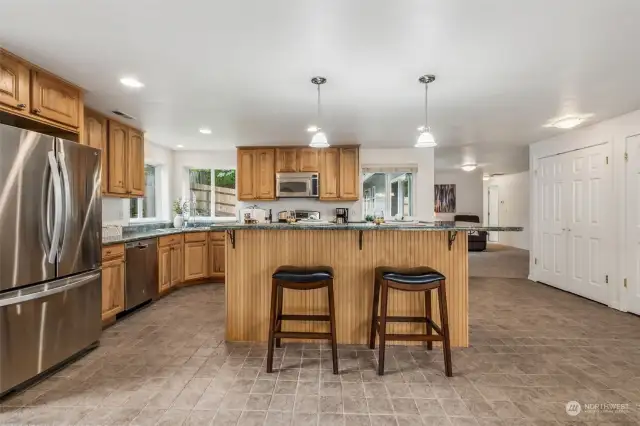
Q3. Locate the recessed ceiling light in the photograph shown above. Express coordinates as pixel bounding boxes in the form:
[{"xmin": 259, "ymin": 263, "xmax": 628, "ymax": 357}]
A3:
[
  {"xmin": 119, "ymin": 77, "xmax": 144, "ymax": 88},
  {"xmin": 461, "ymin": 164, "xmax": 477, "ymax": 172},
  {"xmin": 307, "ymin": 125, "xmax": 319, "ymax": 133},
  {"xmin": 199, "ymin": 128, "xmax": 212, "ymax": 135},
  {"xmin": 176, "ymin": 144, "xmax": 184, "ymax": 148},
  {"xmin": 544, "ymin": 114, "xmax": 593, "ymax": 129}
]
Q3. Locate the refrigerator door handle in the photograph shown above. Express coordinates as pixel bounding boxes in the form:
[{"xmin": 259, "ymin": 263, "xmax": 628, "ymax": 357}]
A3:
[
  {"xmin": 0, "ymin": 270, "xmax": 100, "ymax": 307},
  {"xmin": 58, "ymin": 149, "xmax": 71, "ymax": 251},
  {"xmin": 47, "ymin": 151, "xmax": 63, "ymax": 264}
]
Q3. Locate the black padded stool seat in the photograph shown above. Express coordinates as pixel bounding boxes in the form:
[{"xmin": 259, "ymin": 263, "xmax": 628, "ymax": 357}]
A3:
[
  {"xmin": 376, "ymin": 266, "xmax": 445, "ymax": 285},
  {"xmin": 273, "ymin": 266, "xmax": 334, "ymax": 283}
]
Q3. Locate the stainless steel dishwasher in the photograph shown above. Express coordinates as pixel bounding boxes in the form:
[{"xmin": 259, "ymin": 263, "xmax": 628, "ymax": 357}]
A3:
[{"xmin": 125, "ymin": 239, "xmax": 158, "ymax": 310}]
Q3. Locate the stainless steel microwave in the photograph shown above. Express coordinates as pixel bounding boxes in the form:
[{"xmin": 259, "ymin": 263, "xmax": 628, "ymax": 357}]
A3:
[{"xmin": 276, "ymin": 172, "xmax": 319, "ymax": 198}]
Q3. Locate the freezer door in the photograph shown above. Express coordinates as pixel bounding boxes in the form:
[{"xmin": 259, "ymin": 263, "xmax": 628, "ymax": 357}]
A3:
[
  {"xmin": 0, "ymin": 124, "xmax": 57, "ymax": 292},
  {"xmin": 56, "ymin": 139, "xmax": 102, "ymax": 277},
  {"xmin": 0, "ymin": 270, "xmax": 101, "ymax": 394}
]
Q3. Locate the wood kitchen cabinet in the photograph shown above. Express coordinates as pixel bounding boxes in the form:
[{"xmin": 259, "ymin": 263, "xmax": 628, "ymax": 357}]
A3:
[
  {"xmin": 83, "ymin": 109, "xmax": 108, "ymax": 193},
  {"xmin": 158, "ymin": 234, "xmax": 184, "ymax": 292},
  {"xmin": 209, "ymin": 231, "xmax": 225, "ymax": 278},
  {"xmin": 298, "ymin": 148, "xmax": 319, "ymax": 172},
  {"xmin": 31, "ymin": 70, "xmax": 81, "ymax": 128},
  {"xmin": 127, "ymin": 128, "xmax": 145, "ymax": 197},
  {"xmin": 0, "ymin": 51, "xmax": 30, "ymax": 114},
  {"xmin": 276, "ymin": 148, "xmax": 298, "ymax": 172},
  {"xmin": 106, "ymin": 119, "xmax": 145, "ymax": 198},
  {"xmin": 170, "ymin": 243, "xmax": 183, "ymax": 286},
  {"xmin": 237, "ymin": 148, "xmax": 275, "ymax": 200},
  {"xmin": 158, "ymin": 246, "xmax": 171, "ymax": 293},
  {"xmin": 319, "ymin": 148, "xmax": 340, "ymax": 200},
  {"xmin": 101, "ymin": 245, "xmax": 125, "ymax": 322},
  {"xmin": 184, "ymin": 233, "xmax": 208, "ymax": 281},
  {"xmin": 339, "ymin": 147, "xmax": 360, "ymax": 200}
]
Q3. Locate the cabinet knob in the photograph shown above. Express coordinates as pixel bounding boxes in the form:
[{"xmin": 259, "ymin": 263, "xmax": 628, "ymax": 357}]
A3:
[
  {"xmin": 17, "ymin": 103, "xmax": 26, "ymax": 109},
  {"xmin": 33, "ymin": 108, "xmax": 41, "ymax": 114}
]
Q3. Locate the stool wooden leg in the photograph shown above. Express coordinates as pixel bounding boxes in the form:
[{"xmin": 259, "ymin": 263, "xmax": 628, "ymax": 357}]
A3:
[
  {"xmin": 377, "ymin": 280, "xmax": 389, "ymax": 376},
  {"xmin": 327, "ymin": 279, "xmax": 339, "ymax": 374},
  {"xmin": 438, "ymin": 280, "xmax": 453, "ymax": 377},
  {"xmin": 266, "ymin": 278, "xmax": 279, "ymax": 373},
  {"xmin": 275, "ymin": 285, "xmax": 283, "ymax": 348},
  {"xmin": 425, "ymin": 289, "xmax": 433, "ymax": 351},
  {"xmin": 369, "ymin": 277, "xmax": 381, "ymax": 349}
]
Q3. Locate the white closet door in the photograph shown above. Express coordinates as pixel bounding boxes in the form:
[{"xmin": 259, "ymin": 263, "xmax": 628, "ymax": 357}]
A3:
[
  {"xmin": 488, "ymin": 186, "xmax": 499, "ymax": 242},
  {"xmin": 538, "ymin": 155, "xmax": 567, "ymax": 289},
  {"xmin": 627, "ymin": 135, "xmax": 640, "ymax": 314},
  {"xmin": 565, "ymin": 144, "xmax": 610, "ymax": 304}
]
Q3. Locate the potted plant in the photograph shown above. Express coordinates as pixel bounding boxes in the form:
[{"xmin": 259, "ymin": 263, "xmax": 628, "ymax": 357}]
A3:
[{"xmin": 172, "ymin": 198, "xmax": 189, "ymax": 228}]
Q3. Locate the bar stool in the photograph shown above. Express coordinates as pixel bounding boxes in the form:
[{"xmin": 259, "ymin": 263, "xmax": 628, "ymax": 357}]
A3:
[
  {"xmin": 369, "ymin": 266, "xmax": 453, "ymax": 377},
  {"xmin": 266, "ymin": 265, "xmax": 338, "ymax": 374}
]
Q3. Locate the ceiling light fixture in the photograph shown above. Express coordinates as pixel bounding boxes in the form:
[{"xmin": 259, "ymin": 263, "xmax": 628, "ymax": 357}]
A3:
[
  {"xmin": 309, "ymin": 77, "xmax": 329, "ymax": 148},
  {"xmin": 119, "ymin": 77, "xmax": 144, "ymax": 88},
  {"xmin": 415, "ymin": 74, "xmax": 437, "ymax": 148},
  {"xmin": 307, "ymin": 125, "xmax": 319, "ymax": 133},
  {"xmin": 544, "ymin": 114, "xmax": 592, "ymax": 130},
  {"xmin": 461, "ymin": 164, "xmax": 477, "ymax": 172},
  {"xmin": 176, "ymin": 144, "xmax": 184, "ymax": 148},
  {"xmin": 199, "ymin": 128, "xmax": 212, "ymax": 135}
]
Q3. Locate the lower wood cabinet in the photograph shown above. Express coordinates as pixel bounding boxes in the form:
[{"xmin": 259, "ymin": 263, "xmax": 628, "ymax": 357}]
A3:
[
  {"xmin": 170, "ymin": 245, "xmax": 183, "ymax": 285},
  {"xmin": 184, "ymin": 232, "xmax": 208, "ymax": 281},
  {"xmin": 101, "ymin": 245, "xmax": 125, "ymax": 321},
  {"xmin": 158, "ymin": 234, "xmax": 184, "ymax": 292},
  {"xmin": 209, "ymin": 232, "xmax": 225, "ymax": 278},
  {"xmin": 158, "ymin": 246, "xmax": 171, "ymax": 292}
]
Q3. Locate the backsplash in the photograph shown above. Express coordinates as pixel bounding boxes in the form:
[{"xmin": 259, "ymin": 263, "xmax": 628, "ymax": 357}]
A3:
[{"xmin": 237, "ymin": 199, "xmax": 360, "ymax": 221}]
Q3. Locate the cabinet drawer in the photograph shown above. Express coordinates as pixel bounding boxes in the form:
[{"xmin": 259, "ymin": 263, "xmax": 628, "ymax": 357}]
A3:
[
  {"xmin": 102, "ymin": 244, "xmax": 125, "ymax": 260},
  {"xmin": 210, "ymin": 231, "xmax": 225, "ymax": 241},
  {"xmin": 184, "ymin": 232, "xmax": 207, "ymax": 243},
  {"xmin": 159, "ymin": 234, "xmax": 183, "ymax": 247}
]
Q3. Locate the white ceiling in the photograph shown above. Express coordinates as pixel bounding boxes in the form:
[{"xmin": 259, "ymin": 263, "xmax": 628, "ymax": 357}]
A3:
[{"xmin": 2, "ymin": 0, "xmax": 640, "ymax": 173}]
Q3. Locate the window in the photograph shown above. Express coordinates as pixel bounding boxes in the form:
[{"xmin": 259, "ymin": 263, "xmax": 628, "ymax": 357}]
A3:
[
  {"xmin": 130, "ymin": 165, "xmax": 157, "ymax": 220},
  {"xmin": 188, "ymin": 168, "xmax": 236, "ymax": 218},
  {"xmin": 362, "ymin": 171, "xmax": 414, "ymax": 218}
]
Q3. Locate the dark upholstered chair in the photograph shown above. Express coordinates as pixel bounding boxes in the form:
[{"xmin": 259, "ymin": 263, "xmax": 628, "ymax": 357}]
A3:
[{"xmin": 454, "ymin": 214, "xmax": 487, "ymax": 252}]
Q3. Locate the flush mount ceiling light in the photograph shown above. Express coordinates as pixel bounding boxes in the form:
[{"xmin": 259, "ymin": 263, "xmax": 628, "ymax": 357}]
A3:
[
  {"xmin": 415, "ymin": 74, "xmax": 437, "ymax": 148},
  {"xmin": 176, "ymin": 144, "xmax": 184, "ymax": 148},
  {"xmin": 199, "ymin": 128, "xmax": 212, "ymax": 135},
  {"xmin": 544, "ymin": 114, "xmax": 593, "ymax": 129},
  {"xmin": 119, "ymin": 77, "xmax": 144, "ymax": 88},
  {"xmin": 309, "ymin": 77, "xmax": 330, "ymax": 148},
  {"xmin": 461, "ymin": 164, "xmax": 477, "ymax": 172}
]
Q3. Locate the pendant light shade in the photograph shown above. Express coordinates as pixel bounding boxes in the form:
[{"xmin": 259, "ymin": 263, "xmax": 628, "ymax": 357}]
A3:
[
  {"xmin": 309, "ymin": 77, "xmax": 329, "ymax": 148},
  {"xmin": 415, "ymin": 74, "xmax": 437, "ymax": 148}
]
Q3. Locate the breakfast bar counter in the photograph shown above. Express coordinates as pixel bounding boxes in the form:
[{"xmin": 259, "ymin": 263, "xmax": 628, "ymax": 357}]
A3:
[{"xmin": 213, "ymin": 222, "xmax": 522, "ymax": 347}]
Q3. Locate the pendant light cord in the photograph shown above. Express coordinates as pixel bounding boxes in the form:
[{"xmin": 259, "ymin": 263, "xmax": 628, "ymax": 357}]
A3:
[
  {"xmin": 424, "ymin": 83, "xmax": 428, "ymax": 129},
  {"xmin": 317, "ymin": 83, "xmax": 322, "ymax": 129}
]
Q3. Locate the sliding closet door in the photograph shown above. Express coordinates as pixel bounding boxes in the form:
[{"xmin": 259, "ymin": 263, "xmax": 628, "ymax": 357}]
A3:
[
  {"xmin": 627, "ymin": 135, "xmax": 640, "ymax": 315},
  {"xmin": 565, "ymin": 144, "xmax": 611, "ymax": 304}
]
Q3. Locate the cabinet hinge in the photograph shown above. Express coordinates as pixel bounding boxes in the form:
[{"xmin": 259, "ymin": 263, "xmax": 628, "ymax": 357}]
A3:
[
  {"xmin": 605, "ymin": 275, "xmax": 609, "ymax": 284},
  {"xmin": 624, "ymin": 278, "xmax": 628, "ymax": 288},
  {"xmin": 625, "ymin": 152, "xmax": 629, "ymax": 162},
  {"xmin": 605, "ymin": 156, "xmax": 609, "ymax": 165}
]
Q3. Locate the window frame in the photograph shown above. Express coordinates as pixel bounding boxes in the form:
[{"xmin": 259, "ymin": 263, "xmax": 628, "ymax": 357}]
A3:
[
  {"xmin": 186, "ymin": 167, "xmax": 238, "ymax": 222},
  {"xmin": 362, "ymin": 170, "xmax": 416, "ymax": 219},
  {"xmin": 129, "ymin": 164, "xmax": 160, "ymax": 223}
]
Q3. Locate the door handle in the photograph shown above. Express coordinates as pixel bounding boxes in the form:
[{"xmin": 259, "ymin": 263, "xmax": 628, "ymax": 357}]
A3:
[
  {"xmin": 58, "ymin": 148, "xmax": 71, "ymax": 252},
  {"xmin": 0, "ymin": 271, "xmax": 100, "ymax": 307},
  {"xmin": 47, "ymin": 151, "xmax": 63, "ymax": 264}
]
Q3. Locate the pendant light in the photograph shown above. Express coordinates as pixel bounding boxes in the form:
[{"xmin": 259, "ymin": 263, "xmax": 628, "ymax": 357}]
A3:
[
  {"xmin": 415, "ymin": 74, "xmax": 437, "ymax": 148},
  {"xmin": 309, "ymin": 76, "xmax": 329, "ymax": 148}
]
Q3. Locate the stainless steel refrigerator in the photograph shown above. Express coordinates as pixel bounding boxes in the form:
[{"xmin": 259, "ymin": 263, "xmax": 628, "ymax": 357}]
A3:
[{"xmin": 0, "ymin": 123, "xmax": 102, "ymax": 395}]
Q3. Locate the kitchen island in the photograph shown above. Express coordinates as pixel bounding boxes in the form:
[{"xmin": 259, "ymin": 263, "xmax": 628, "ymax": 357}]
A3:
[{"xmin": 212, "ymin": 222, "xmax": 522, "ymax": 347}]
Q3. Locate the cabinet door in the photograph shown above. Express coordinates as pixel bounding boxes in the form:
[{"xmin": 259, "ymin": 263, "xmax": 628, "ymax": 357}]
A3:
[
  {"xmin": 158, "ymin": 246, "xmax": 171, "ymax": 292},
  {"xmin": 108, "ymin": 120, "xmax": 128, "ymax": 195},
  {"xmin": 170, "ymin": 244, "xmax": 183, "ymax": 286},
  {"xmin": 127, "ymin": 128, "xmax": 145, "ymax": 197},
  {"xmin": 84, "ymin": 110, "xmax": 108, "ymax": 194},
  {"xmin": 101, "ymin": 258, "xmax": 125, "ymax": 320},
  {"xmin": 209, "ymin": 239, "xmax": 225, "ymax": 277},
  {"xmin": 237, "ymin": 149, "xmax": 256, "ymax": 200},
  {"xmin": 298, "ymin": 148, "xmax": 319, "ymax": 172},
  {"xmin": 276, "ymin": 148, "xmax": 298, "ymax": 172},
  {"xmin": 0, "ymin": 52, "xmax": 29, "ymax": 113},
  {"xmin": 319, "ymin": 148, "xmax": 340, "ymax": 199},
  {"xmin": 184, "ymin": 241, "xmax": 208, "ymax": 281},
  {"xmin": 339, "ymin": 148, "xmax": 360, "ymax": 200},
  {"xmin": 30, "ymin": 71, "xmax": 80, "ymax": 128},
  {"xmin": 255, "ymin": 149, "xmax": 275, "ymax": 199}
]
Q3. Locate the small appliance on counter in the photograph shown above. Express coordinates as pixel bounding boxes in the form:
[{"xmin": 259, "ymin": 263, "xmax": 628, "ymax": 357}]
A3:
[
  {"xmin": 239, "ymin": 206, "xmax": 269, "ymax": 224},
  {"xmin": 335, "ymin": 208, "xmax": 349, "ymax": 224},
  {"xmin": 277, "ymin": 210, "xmax": 321, "ymax": 223}
]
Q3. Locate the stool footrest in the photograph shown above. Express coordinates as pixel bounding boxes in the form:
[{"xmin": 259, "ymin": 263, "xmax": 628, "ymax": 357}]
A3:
[
  {"xmin": 384, "ymin": 334, "xmax": 444, "ymax": 342},
  {"xmin": 274, "ymin": 331, "xmax": 332, "ymax": 340},
  {"xmin": 373, "ymin": 317, "xmax": 443, "ymax": 335},
  {"xmin": 279, "ymin": 314, "xmax": 331, "ymax": 322}
]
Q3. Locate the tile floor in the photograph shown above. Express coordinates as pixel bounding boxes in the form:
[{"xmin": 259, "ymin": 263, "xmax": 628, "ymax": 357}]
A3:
[{"xmin": 1, "ymin": 251, "xmax": 640, "ymax": 425}]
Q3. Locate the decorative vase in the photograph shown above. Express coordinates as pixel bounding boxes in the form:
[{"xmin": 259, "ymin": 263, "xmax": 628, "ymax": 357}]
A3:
[{"xmin": 173, "ymin": 215, "xmax": 183, "ymax": 228}]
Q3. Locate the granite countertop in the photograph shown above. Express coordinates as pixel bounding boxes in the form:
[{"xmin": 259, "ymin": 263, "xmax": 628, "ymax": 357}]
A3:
[{"xmin": 102, "ymin": 222, "xmax": 523, "ymax": 245}]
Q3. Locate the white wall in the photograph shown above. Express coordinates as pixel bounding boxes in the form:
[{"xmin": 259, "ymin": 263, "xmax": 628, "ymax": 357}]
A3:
[
  {"xmin": 481, "ymin": 172, "xmax": 529, "ymax": 250},
  {"xmin": 434, "ymin": 170, "xmax": 483, "ymax": 221},
  {"xmin": 529, "ymin": 107, "xmax": 640, "ymax": 311}
]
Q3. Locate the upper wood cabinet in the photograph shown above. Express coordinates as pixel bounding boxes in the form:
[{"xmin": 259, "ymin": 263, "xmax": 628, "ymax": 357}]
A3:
[
  {"xmin": 83, "ymin": 109, "xmax": 108, "ymax": 193},
  {"xmin": 298, "ymin": 148, "xmax": 319, "ymax": 172},
  {"xmin": 339, "ymin": 147, "xmax": 360, "ymax": 200},
  {"xmin": 0, "ymin": 51, "xmax": 29, "ymax": 113},
  {"xmin": 237, "ymin": 148, "xmax": 275, "ymax": 200},
  {"xmin": 127, "ymin": 128, "xmax": 145, "ymax": 197},
  {"xmin": 319, "ymin": 148, "xmax": 340, "ymax": 200},
  {"xmin": 276, "ymin": 148, "xmax": 298, "ymax": 172},
  {"xmin": 31, "ymin": 70, "xmax": 81, "ymax": 128},
  {"xmin": 108, "ymin": 120, "xmax": 128, "ymax": 195}
]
